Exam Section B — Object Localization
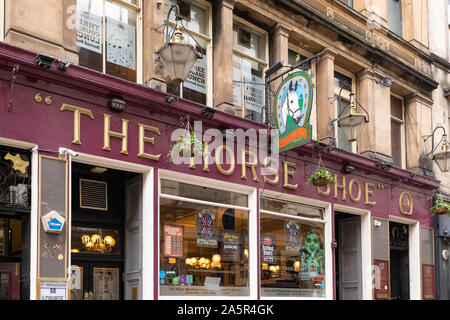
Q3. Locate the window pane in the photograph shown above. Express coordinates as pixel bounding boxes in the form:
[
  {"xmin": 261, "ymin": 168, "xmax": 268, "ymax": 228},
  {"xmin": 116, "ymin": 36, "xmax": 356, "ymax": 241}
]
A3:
[
  {"xmin": 77, "ymin": 0, "xmax": 103, "ymax": 73},
  {"xmin": 260, "ymin": 213, "xmax": 326, "ymax": 298},
  {"xmin": 166, "ymin": 0, "xmax": 209, "ymax": 36},
  {"xmin": 390, "ymin": 96, "xmax": 403, "ymax": 120},
  {"xmin": 160, "ymin": 199, "xmax": 249, "ymax": 296},
  {"xmin": 421, "ymin": 228, "xmax": 434, "ymax": 265},
  {"xmin": 391, "ymin": 119, "xmax": 402, "ymax": 167},
  {"xmin": 233, "ymin": 22, "xmax": 265, "ymax": 61},
  {"xmin": 161, "ymin": 180, "xmax": 248, "ymax": 207},
  {"xmin": 242, "ymin": 58, "xmax": 264, "ymax": 121},
  {"xmin": 288, "ymin": 49, "xmax": 310, "ymax": 69},
  {"xmin": 334, "ymin": 71, "xmax": 352, "ymax": 90},
  {"xmin": 337, "ymin": 99, "xmax": 353, "ymax": 152},
  {"xmin": 233, "ymin": 54, "xmax": 242, "ymax": 107},
  {"xmin": 105, "ymin": 1, "xmax": 137, "ymax": 82},
  {"xmin": 71, "ymin": 226, "xmax": 120, "ymax": 255},
  {"xmin": 387, "ymin": 0, "xmax": 402, "ymax": 36},
  {"xmin": 260, "ymin": 198, "xmax": 323, "ymax": 219},
  {"xmin": 182, "ymin": 37, "xmax": 208, "ymax": 104}
]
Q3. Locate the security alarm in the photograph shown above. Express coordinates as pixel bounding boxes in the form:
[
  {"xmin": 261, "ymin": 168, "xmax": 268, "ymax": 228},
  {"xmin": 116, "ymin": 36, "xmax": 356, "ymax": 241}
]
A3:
[
  {"xmin": 443, "ymin": 250, "xmax": 449, "ymax": 261},
  {"xmin": 374, "ymin": 220, "xmax": 382, "ymax": 228}
]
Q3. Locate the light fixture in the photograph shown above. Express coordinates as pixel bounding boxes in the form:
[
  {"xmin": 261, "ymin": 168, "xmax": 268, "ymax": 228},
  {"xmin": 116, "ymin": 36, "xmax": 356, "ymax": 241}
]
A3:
[
  {"xmin": 155, "ymin": 2, "xmax": 202, "ymax": 83},
  {"xmin": 35, "ymin": 54, "xmax": 55, "ymax": 68},
  {"xmin": 58, "ymin": 59, "xmax": 71, "ymax": 72},
  {"xmin": 185, "ymin": 255, "xmax": 221, "ymax": 270},
  {"xmin": 376, "ymin": 76, "xmax": 392, "ymax": 87},
  {"xmin": 108, "ymin": 98, "xmax": 126, "ymax": 112},
  {"xmin": 331, "ymin": 86, "xmax": 369, "ymax": 142},
  {"xmin": 90, "ymin": 166, "xmax": 108, "ymax": 174},
  {"xmin": 265, "ymin": 60, "xmax": 284, "ymax": 78},
  {"xmin": 342, "ymin": 164, "xmax": 354, "ymax": 174},
  {"xmin": 80, "ymin": 234, "xmax": 116, "ymax": 253},
  {"xmin": 424, "ymin": 126, "xmax": 450, "ymax": 172},
  {"xmin": 202, "ymin": 106, "xmax": 216, "ymax": 118}
]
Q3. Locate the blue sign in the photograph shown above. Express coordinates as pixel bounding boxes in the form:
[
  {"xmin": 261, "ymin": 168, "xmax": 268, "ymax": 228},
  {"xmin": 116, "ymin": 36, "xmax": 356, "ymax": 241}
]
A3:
[
  {"xmin": 160, "ymin": 270, "xmax": 166, "ymax": 279},
  {"xmin": 47, "ymin": 218, "xmax": 63, "ymax": 231}
]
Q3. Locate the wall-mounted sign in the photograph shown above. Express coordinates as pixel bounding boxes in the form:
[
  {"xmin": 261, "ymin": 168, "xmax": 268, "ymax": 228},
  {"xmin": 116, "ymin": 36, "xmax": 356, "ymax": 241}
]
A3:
[
  {"xmin": 399, "ymin": 191, "xmax": 413, "ymax": 216},
  {"xmin": 422, "ymin": 264, "xmax": 435, "ymax": 299},
  {"xmin": 164, "ymin": 225, "xmax": 184, "ymax": 258},
  {"xmin": 39, "ymin": 280, "xmax": 68, "ymax": 300},
  {"xmin": 196, "ymin": 209, "xmax": 218, "ymax": 247},
  {"xmin": 77, "ymin": 10, "xmax": 102, "ymax": 54},
  {"xmin": 273, "ymin": 72, "xmax": 313, "ymax": 153},
  {"xmin": 41, "ymin": 210, "xmax": 65, "ymax": 233},
  {"xmin": 374, "ymin": 259, "xmax": 390, "ymax": 300}
]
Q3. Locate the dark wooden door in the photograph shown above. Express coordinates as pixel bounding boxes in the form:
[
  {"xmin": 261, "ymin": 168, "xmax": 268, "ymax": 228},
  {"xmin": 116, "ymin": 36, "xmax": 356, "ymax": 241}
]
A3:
[{"xmin": 0, "ymin": 263, "xmax": 20, "ymax": 300}]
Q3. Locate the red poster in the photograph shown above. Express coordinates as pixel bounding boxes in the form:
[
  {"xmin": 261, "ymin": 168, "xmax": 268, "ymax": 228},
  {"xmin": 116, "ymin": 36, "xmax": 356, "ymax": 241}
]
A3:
[
  {"xmin": 374, "ymin": 259, "xmax": 389, "ymax": 300},
  {"xmin": 164, "ymin": 225, "xmax": 184, "ymax": 258},
  {"xmin": 422, "ymin": 264, "xmax": 435, "ymax": 300}
]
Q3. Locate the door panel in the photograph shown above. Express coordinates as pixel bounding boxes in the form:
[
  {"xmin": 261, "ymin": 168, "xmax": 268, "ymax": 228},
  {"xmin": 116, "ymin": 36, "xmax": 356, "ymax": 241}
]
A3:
[
  {"xmin": 0, "ymin": 263, "xmax": 20, "ymax": 300},
  {"xmin": 338, "ymin": 216, "xmax": 362, "ymax": 300}
]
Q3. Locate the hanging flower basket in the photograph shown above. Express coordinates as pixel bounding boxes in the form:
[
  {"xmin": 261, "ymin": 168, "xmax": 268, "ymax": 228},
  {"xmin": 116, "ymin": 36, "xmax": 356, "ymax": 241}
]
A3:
[
  {"xmin": 430, "ymin": 199, "xmax": 450, "ymax": 215},
  {"xmin": 167, "ymin": 132, "xmax": 204, "ymax": 162},
  {"xmin": 307, "ymin": 167, "xmax": 335, "ymax": 187}
]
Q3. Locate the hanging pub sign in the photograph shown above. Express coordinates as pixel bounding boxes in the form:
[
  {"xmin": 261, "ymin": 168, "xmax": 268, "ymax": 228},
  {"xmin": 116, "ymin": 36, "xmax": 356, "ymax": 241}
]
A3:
[
  {"xmin": 273, "ymin": 71, "xmax": 313, "ymax": 153},
  {"xmin": 196, "ymin": 209, "xmax": 218, "ymax": 247},
  {"xmin": 285, "ymin": 220, "xmax": 301, "ymax": 253}
]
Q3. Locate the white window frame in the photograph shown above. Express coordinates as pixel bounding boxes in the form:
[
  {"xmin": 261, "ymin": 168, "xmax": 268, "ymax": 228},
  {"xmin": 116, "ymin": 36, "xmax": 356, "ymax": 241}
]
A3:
[
  {"xmin": 259, "ymin": 190, "xmax": 333, "ymax": 300},
  {"xmin": 78, "ymin": 0, "xmax": 143, "ymax": 84},
  {"xmin": 232, "ymin": 15, "xmax": 269, "ymax": 121},
  {"xmin": 390, "ymin": 93, "xmax": 406, "ymax": 169},
  {"xmin": 165, "ymin": 0, "xmax": 213, "ymax": 107},
  {"xmin": 0, "ymin": 0, "xmax": 4, "ymax": 42},
  {"xmin": 157, "ymin": 170, "xmax": 258, "ymax": 300},
  {"xmin": 334, "ymin": 66, "xmax": 357, "ymax": 153}
]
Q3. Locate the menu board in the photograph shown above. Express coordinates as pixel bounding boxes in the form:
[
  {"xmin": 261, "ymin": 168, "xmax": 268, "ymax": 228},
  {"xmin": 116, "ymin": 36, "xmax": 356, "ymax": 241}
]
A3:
[
  {"xmin": 374, "ymin": 259, "xmax": 390, "ymax": 299},
  {"xmin": 261, "ymin": 235, "xmax": 275, "ymax": 264},
  {"xmin": 221, "ymin": 231, "xmax": 240, "ymax": 262},
  {"xmin": 422, "ymin": 264, "xmax": 435, "ymax": 300},
  {"xmin": 164, "ymin": 225, "xmax": 183, "ymax": 258}
]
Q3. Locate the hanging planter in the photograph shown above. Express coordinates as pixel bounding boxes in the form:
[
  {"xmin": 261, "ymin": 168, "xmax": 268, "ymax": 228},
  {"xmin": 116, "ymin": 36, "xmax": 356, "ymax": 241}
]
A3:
[
  {"xmin": 307, "ymin": 167, "xmax": 336, "ymax": 187},
  {"xmin": 430, "ymin": 199, "xmax": 450, "ymax": 215},
  {"xmin": 167, "ymin": 132, "xmax": 204, "ymax": 162},
  {"xmin": 307, "ymin": 154, "xmax": 335, "ymax": 187}
]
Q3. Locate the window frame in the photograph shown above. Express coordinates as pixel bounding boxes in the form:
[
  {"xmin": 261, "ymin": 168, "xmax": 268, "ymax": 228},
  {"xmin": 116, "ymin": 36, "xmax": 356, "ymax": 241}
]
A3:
[
  {"xmin": 77, "ymin": 0, "xmax": 143, "ymax": 84},
  {"xmin": 390, "ymin": 93, "xmax": 406, "ymax": 169},
  {"xmin": 232, "ymin": 15, "xmax": 269, "ymax": 121},
  {"xmin": 165, "ymin": 0, "xmax": 213, "ymax": 107},
  {"xmin": 157, "ymin": 170, "xmax": 258, "ymax": 300},
  {"xmin": 333, "ymin": 66, "xmax": 357, "ymax": 153}
]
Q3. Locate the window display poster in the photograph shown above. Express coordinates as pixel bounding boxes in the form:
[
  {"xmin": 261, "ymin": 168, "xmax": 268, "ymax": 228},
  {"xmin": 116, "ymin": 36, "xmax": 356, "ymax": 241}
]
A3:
[
  {"xmin": 184, "ymin": 55, "xmax": 207, "ymax": 95},
  {"xmin": 164, "ymin": 225, "xmax": 184, "ymax": 258},
  {"xmin": 285, "ymin": 220, "xmax": 301, "ymax": 253},
  {"xmin": 196, "ymin": 209, "xmax": 218, "ymax": 247},
  {"xmin": 221, "ymin": 230, "xmax": 240, "ymax": 262},
  {"xmin": 106, "ymin": 18, "xmax": 136, "ymax": 70},
  {"xmin": 261, "ymin": 235, "xmax": 275, "ymax": 264},
  {"xmin": 299, "ymin": 226, "xmax": 324, "ymax": 281},
  {"xmin": 422, "ymin": 264, "xmax": 435, "ymax": 299},
  {"xmin": 374, "ymin": 259, "xmax": 389, "ymax": 300},
  {"xmin": 77, "ymin": 10, "xmax": 103, "ymax": 54},
  {"xmin": 39, "ymin": 280, "xmax": 68, "ymax": 300}
]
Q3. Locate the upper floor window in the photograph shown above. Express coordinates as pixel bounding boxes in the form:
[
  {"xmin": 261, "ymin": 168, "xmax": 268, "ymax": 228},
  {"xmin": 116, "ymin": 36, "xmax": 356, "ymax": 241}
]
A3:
[
  {"xmin": 337, "ymin": 0, "xmax": 353, "ymax": 7},
  {"xmin": 387, "ymin": 0, "xmax": 403, "ymax": 36},
  {"xmin": 334, "ymin": 70, "xmax": 356, "ymax": 153},
  {"xmin": 165, "ymin": 0, "xmax": 212, "ymax": 106},
  {"xmin": 233, "ymin": 17, "xmax": 268, "ymax": 123},
  {"xmin": 76, "ymin": 0, "xmax": 141, "ymax": 82},
  {"xmin": 390, "ymin": 94, "xmax": 405, "ymax": 168}
]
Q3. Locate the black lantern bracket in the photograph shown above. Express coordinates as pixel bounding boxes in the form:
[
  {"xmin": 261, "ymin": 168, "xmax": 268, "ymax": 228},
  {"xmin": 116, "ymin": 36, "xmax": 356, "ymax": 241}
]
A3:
[{"xmin": 423, "ymin": 126, "xmax": 448, "ymax": 160}]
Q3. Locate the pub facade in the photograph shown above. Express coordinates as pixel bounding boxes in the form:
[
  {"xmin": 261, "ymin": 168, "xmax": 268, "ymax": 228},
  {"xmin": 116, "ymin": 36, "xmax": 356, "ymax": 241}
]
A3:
[{"xmin": 0, "ymin": 0, "xmax": 448, "ymax": 300}]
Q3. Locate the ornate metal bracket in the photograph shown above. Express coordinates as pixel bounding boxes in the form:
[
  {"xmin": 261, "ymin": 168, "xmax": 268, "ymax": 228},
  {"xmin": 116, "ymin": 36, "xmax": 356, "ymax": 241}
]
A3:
[{"xmin": 7, "ymin": 64, "xmax": 20, "ymax": 112}]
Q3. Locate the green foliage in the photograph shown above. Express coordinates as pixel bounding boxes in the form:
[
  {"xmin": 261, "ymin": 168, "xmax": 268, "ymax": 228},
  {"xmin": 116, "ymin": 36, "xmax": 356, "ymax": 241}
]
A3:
[
  {"xmin": 167, "ymin": 132, "xmax": 204, "ymax": 162},
  {"xmin": 430, "ymin": 199, "xmax": 450, "ymax": 215},
  {"xmin": 307, "ymin": 167, "xmax": 335, "ymax": 185}
]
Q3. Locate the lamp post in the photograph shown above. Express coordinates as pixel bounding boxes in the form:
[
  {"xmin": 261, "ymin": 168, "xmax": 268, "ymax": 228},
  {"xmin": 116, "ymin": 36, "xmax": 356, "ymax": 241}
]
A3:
[
  {"xmin": 424, "ymin": 126, "xmax": 450, "ymax": 172},
  {"xmin": 155, "ymin": 1, "xmax": 202, "ymax": 83},
  {"xmin": 331, "ymin": 85, "xmax": 369, "ymax": 142}
]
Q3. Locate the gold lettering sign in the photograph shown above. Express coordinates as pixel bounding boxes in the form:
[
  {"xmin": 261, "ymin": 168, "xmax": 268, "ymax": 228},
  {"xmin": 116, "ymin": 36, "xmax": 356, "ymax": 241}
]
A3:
[
  {"xmin": 241, "ymin": 150, "xmax": 259, "ymax": 182},
  {"xmin": 334, "ymin": 175, "xmax": 347, "ymax": 201},
  {"xmin": 348, "ymin": 179, "xmax": 361, "ymax": 203},
  {"xmin": 283, "ymin": 161, "xmax": 298, "ymax": 190},
  {"xmin": 215, "ymin": 145, "xmax": 235, "ymax": 176},
  {"xmin": 263, "ymin": 157, "xmax": 279, "ymax": 185},
  {"xmin": 103, "ymin": 114, "xmax": 129, "ymax": 155},
  {"xmin": 60, "ymin": 104, "xmax": 94, "ymax": 145},
  {"xmin": 137, "ymin": 123, "xmax": 161, "ymax": 161},
  {"xmin": 399, "ymin": 191, "xmax": 413, "ymax": 216}
]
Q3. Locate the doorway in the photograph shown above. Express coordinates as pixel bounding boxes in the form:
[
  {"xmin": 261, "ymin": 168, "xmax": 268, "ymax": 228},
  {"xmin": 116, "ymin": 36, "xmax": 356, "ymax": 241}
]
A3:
[
  {"xmin": 335, "ymin": 212, "xmax": 362, "ymax": 300},
  {"xmin": 389, "ymin": 222, "xmax": 409, "ymax": 300},
  {"xmin": 70, "ymin": 163, "xmax": 141, "ymax": 300}
]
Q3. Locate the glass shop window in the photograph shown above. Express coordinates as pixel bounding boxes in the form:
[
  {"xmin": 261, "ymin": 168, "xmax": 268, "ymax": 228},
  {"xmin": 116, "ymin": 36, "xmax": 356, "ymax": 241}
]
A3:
[
  {"xmin": 165, "ymin": 0, "xmax": 211, "ymax": 106},
  {"xmin": 233, "ymin": 18, "xmax": 267, "ymax": 123},
  {"xmin": 260, "ymin": 197, "xmax": 326, "ymax": 298},
  {"xmin": 0, "ymin": 150, "xmax": 31, "ymax": 209},
  {"xmin": 0, "ymin": 218, "xmax": 22, "ymax": 258},
  {"xmin": 76, "ymin": 0, "xmax": 140, "ymax": 82},
  {"xmin": 159, "ymin": 180, "xmax": 250, "ymax": 297}
]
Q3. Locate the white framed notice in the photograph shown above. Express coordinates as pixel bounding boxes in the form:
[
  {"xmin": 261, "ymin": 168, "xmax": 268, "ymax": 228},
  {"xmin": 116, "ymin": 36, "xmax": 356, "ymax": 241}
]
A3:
[{"xmin": 39, "ymin": 280, "xmax": 68, "ymax": 300}]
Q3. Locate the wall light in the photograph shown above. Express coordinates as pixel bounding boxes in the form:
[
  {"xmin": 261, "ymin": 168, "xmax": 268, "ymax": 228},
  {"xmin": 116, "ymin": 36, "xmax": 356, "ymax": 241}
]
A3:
[
  {"xmin": 202, "ymin": 106, "xmax": 216, "ymax": 118},
  {"xmin": 35, "ymin": 54, "xmax": 55, "ymax": 68},
  {"xmin": 424, "ymin": 126, "xmax": 450, "ymax": 172},
  {"xmin": 108, "ymin": 98, "xmax": 126, "ymax": 112}
]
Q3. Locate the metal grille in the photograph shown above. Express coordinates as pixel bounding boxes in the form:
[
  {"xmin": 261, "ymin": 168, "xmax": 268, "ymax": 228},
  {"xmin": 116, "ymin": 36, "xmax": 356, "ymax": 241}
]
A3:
[
  {"xmin": 0, "ymin": 149, "xmax": 31, "ymax": 209},
  {"xmin": 79, "ymin": 179, "xmax": 108, "ymax": 211}
]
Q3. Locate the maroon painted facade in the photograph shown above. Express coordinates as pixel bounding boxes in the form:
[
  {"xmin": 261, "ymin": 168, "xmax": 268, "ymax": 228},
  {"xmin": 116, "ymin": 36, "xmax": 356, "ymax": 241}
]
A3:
[{"xmin": 0, "ymin": 42, "xmax": 439, "ymax": 229}]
